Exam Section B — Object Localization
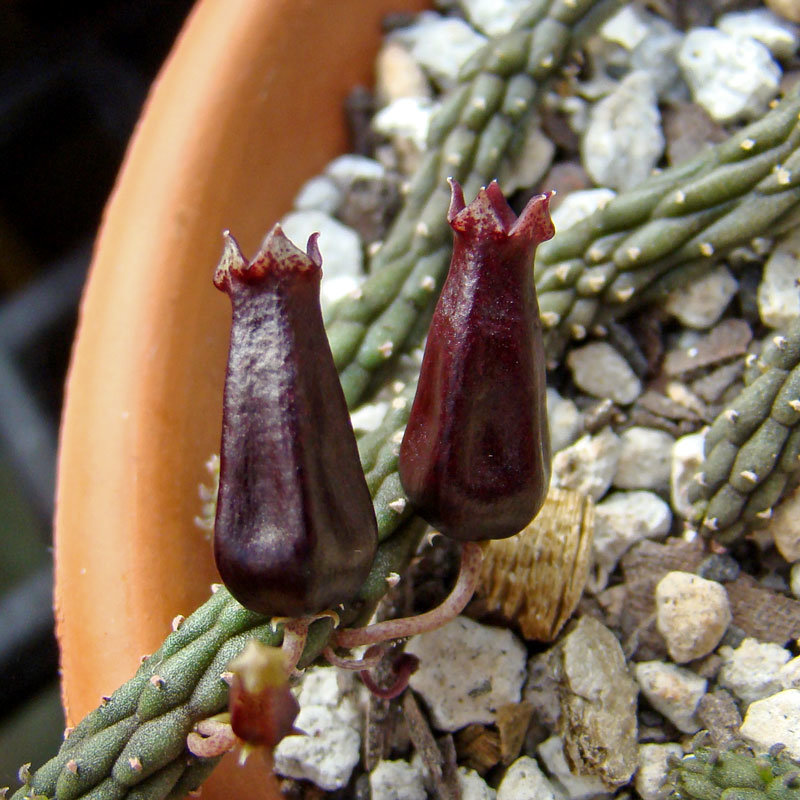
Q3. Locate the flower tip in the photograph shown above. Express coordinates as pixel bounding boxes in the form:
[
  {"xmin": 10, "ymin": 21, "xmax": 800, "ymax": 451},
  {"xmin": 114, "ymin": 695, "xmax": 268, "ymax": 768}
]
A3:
[
  {"xmin": 213, "ymin": 230, "xmax": 247, "ymax": 293},
  {"xmin": 306, "ymin": 232, "xmax": 322, "ymax": 269},
  {"xmin": 509, "ymin": 189, "xmax": 555, "ymax": 244},
  {"xmin": 446, "ymin": 178, "xmax": 466, "ymax": 223}
]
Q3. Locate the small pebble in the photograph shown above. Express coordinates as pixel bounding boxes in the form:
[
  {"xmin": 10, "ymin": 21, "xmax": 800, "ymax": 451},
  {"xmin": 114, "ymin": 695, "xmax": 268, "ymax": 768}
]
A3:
[
  {"xmin": 614, "ymin": 427, "xmax": 675, "ymax": 493},
  {"xmin": 459, "ymin": 0, "xmax": 531, "ymax": 36},
  {"xmin": 293, "ymin": 175, "xmax": 342, "ymax": 214},
  {"xmin": 406, "ymin": 616, "xmax": 526, "ymax": 731},
  {"xmin": 664, "ymin": 265, "xmax": 739, "ymax": 329},
  {"xmin": 740, "ymin": 689, "xmax": 800, "ymax": 758},
  {"xmin": 600, "ymin": 4, "xmax": 651, "ymax": 50},
  {"xmin": 458, "ymin": 766, "xmax": 497, "ymax": 800},
  {"xmin": 498, "ymin": 124, "xmax": 555, "ymax": 195},
  {"xmin": 374, "ymin": 40, "xmax": 431, "ymax": 105},
  {"xmin": 663, "ymin": 101, "xmax": 727, "ymax": 165},
  {"xmin": 371, "ymin": 96, "xmax": 437, "ymax": 170},
  {"xmin": 326, "ymin": 154, "xmax": 387, "ymax": 184},
  {"xmin": 370, "ymin": 759, "xmax": 426, "ymax": 800},
  {"xmin": 759, "ymin": 227, "xmax": 800, "ymax": 329},
  {"xmin": 554, "ymin": 617, "xmax": 639, "ymax": 787},
  {"xmin": 635, "ymin": 743, "xmax": 684, "ymax": 800},
  {"xmin": 590, "ymin": 490, "xmax": 672, "ymax": 592},
  {"xmin": 552, "ymin": 427, "xmax": 621, "ymax": 501},
  {"xmin": 634, "ymin": 661, "xmax": 707, "ymax": 733},
  {"xmin": 718, "ymin": 637, "xmax": 792, "ymax": 705},
  {"xmin": 697, "ymin": 553, "xmax": 740, "ymax": 583},
  {"xmin": 391, "ymin": 13, "xmax": 488, "ymax": 89},
  {"xmin": 780, "ymin": 656, "xmax": 800, "ymax": 690},
  {"xmin": 791, "ymin": 563, "xmax": 800, "ymax": 598},
  {"xmin": 274, "ymin": 705, "xmax": 361, "ymax": 790},
  {"xmin": 767, "ymin": 0, "xmax": 800, "ymax": 24},
  {"xmin": 280, "ymin": 210, "xmax": 363, "ymax": 281},
  {"xmin": 670, "ymin": 429, "xmax": 707, "ymax": 520},
  {"xmin": 581, "ymin": 71, "xmax": 665, "ymax": 191},
  {"xmin": 537, "ymin": 737, "xmax": 611, "ymax": 800},
  {"xmin": 567, "ymin": 342, "xmax": 643, "ymax": 405},
  {"xmin": 655, "ymin": 571, "xmax": 731, "ymax": 663},
  {"xmin": 631, "ymin": 20, "xmax": 685, "ymax": 102},
  {"xmin": 717, "ymin": 8, "xmax": 799, "ymax": 61},
  {"xmin": 549, "ymin": 188, "xmax": 616, "ymax": 233},
  {"xmin": 677, "ymin": 28, "xmax": 781, "ymax": 123},
  {"xmin": 497, "ymin": 755, "xmax": 559, "ymax": 800},
  {"xmin": 770, "ymin": 483, "xmax": 800, "ymax": 562},
  {"xmin": 350, "ymin": 401, "xmax": 390, "ymax": 434},
  {"xmin": 546, "ymin": 388, "xmax": 582, "ymax": 453},
  {"xmin": 523, "ymin": 653, "xmax": 562, "ymax": 731}
]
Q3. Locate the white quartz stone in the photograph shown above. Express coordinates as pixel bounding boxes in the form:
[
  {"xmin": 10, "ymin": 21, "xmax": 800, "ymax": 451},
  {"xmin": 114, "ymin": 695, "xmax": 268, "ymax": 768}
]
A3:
[
  {"xmin": 635, "ymin": 661, "xmax": 707, "ymax": 733},
  {"xmin": 552, "ymin": 428, "xmax": 622, "ymax": 501},
  {"xmin": 677, "ymin": 28, "xmax": 781, "ymax": 122},
  {"xmin": 405, "ymin": 616, "xmax": 526, "ymax": 731},
  {"xmin": 370, "ymin": 759, "xmax": 427, "ymax": 800},
  {"xmin": 581, "ymin": 71, "xmax": 664, "ymax": 191},
  {"xmin": 655, "ymin": 571, "xmax": 731, "ymax": 663},
  {"xmin": 740, "ymin": 689, "xmax": 800, "ymax": 758},
  {"xmin": 718, "ymin": 638, "xmax": 792, "ymax": 705},
  {"xmin": 614, "ymin": 427, "xmax": 675, "ymax": 492}
]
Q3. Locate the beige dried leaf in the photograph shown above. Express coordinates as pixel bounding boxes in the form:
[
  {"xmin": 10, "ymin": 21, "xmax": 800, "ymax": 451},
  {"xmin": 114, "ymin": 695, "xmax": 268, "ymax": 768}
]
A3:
[{"xmin": 478, "ymin": 487, "xmax": 594, "ymax": 641}]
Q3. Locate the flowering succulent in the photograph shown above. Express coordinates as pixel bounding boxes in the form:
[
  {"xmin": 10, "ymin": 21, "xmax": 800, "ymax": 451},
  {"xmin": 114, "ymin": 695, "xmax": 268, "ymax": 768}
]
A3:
[
  {"xmin": 212, "ymin": 227, "xmax": 378, "ymax": 618},
  {"xmin": 399, "ymin": 180, "xmax": 554, "ymax": 541}
]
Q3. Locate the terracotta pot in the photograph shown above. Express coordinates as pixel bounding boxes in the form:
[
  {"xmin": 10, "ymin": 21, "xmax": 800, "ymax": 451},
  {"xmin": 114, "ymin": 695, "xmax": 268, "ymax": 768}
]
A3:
[{"xmin": 54, "ymin": 0, "xmax": 428, "ymax": 796}]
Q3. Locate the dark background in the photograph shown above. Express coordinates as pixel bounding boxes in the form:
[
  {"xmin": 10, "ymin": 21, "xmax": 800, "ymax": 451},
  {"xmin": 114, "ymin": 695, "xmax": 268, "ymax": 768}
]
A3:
[{"xmin": 0, "ymin": 0, "xmax": 194, "ymax": 787}]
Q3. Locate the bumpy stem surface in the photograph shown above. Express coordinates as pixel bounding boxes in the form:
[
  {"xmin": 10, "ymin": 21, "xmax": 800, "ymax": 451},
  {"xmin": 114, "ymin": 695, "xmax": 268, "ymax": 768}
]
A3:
[
  {"xmin": 689, "ymin": 317, "xmax": 800, "ymax": 545},
  {"xmin": 325, "ymin": 0, "xmax": 623, "ymax": 406},
  {"xmin": 535, "ymin": 89, "xmax": 800, "ymax": 361}
]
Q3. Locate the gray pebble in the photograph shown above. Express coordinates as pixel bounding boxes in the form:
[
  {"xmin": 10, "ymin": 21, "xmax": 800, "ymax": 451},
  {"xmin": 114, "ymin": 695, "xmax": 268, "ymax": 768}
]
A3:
[
  {"xmin": 677, "ymin": 28, "xmax": 781, "ymax": 123},
  {"xmin": 294, "ymin": 175, "xmax": 343, "ymax": 214},
  {"xmin": 758, "ymin": 227, "xmax": 800, "ymax": 329},
  {"xmin": 581, "ymin": 71, "xmax": 664, "ymax": 191},
  {"xmin": 391, "ymin": 12, "xmax": 487, "ymax": 89},
  {"xmin": 655, "ymin": 571, "xmax": 732, "ymax": 663},
  {"xmin": 459, "ymin": 0, "xmax": 531, "ymax": 36},
  {"xmin": 634, "ymin": 661, "xmax": 707, "ymax": 733},
  {"xmin": 614, "ymin": 426, "xmax": 675, "ymax": 492},
  {"xmin": 698, "ymin": 554, "xmax": 740, "ymax": 583},
  {"xmin": 567, "ymin": 342, "xmax": 643, "ymax": 405},
  {"xmin": 717, "ymin": 8, "xmax": 799, "ymax": 61},
  {"xmin": 740, "ymin": 689, "xmax": 800, "ymax": 758},
  {"xmin": 552, "ymin": 427, "xmax": 621, "ymax": 501},
  {"xmin": 664, "ymin": 265, "xmax": 739, "ymax": 329},
  {"xmin": 590, "ymin": 490, "xmax": 672, "ymax": 592},
  {"xmin": 546, "ymin": 387, "xmax": 582, "ymax": 453},
  {"xmin": 370, "ymin": 760, "xmax": 426, "ymax": 800},
  {"xmin": 718, "ymin": 637, "xmax": 792, "ymax": 705}
]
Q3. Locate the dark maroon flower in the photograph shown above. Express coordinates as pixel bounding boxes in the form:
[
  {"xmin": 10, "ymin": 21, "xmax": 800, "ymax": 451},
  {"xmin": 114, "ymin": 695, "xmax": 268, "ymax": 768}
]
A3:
[
  {"xmin": 398, "ymin": 180, "xmax": 554, "ymax": 541},
  {"xmin": 213, "ymin": 226, "xmax": 377, "ymax": 617}
]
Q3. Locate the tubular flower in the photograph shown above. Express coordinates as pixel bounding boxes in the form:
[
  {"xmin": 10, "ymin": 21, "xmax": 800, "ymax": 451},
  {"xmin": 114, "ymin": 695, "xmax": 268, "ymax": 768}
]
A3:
[
  {"xmin": 399, "ymin": 180, "xmax": 554, "ymax": 541},
  {"xmin": 213, "ymin": 227, "xmax": 378, "ymax": 617}
]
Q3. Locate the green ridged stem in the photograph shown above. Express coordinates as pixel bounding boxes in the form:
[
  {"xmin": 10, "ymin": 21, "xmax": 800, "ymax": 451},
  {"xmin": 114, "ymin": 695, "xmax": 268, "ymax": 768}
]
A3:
[
  {"xmin": 689, "ymin": 318, "xmax": 800, "ymax": 546},
  {"xmin": 534, "ymin": 90, "xmax": 800, "ymax": 361},
  {"xmin": 325, "ymin": 0, "xmax": 623, "ymax": 407},
  {"xmin": 668, "ymin": 747, "xmax": 800, "ymax": 800},
  {"xmin": 12, "ymin": 381, "xmax": 425, "ymax": 800}
]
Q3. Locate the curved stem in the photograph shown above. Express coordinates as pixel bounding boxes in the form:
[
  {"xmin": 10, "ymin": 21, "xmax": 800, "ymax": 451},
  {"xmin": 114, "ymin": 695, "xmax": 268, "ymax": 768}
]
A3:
[
  {"xmin": 281, "ymin": 619, "xmax": 310, "ymax": 673},
  {"xmin": 186, "ymin": 716, "xmax": 236, "ymax": 759},
  {"xmin": 334, "ymin": 541, "xmax": 483, "ymax": 649},
  {"xmin": 322, "ymin": 643, "xmax": 386, "ymax": 671},
  {"xmin": 360, "ymin": 654, "xmax": 419, "ymax": 700}
]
